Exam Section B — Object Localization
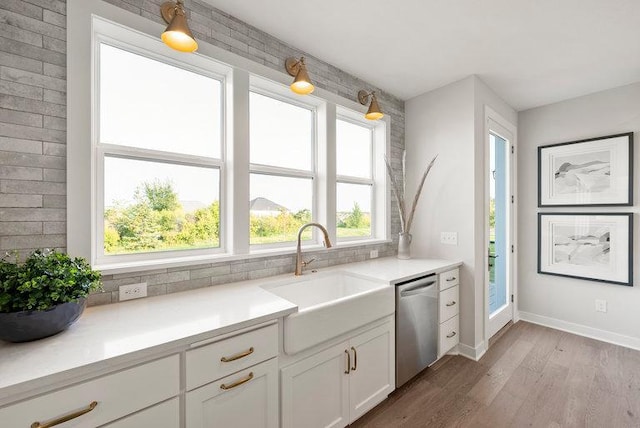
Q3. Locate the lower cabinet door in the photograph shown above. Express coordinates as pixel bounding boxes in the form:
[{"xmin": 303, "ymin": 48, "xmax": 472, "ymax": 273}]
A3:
[
  {"xmin": 103, "ymin": 398, "xmax": 179, "ymax": 428},
  {"xmin": 280, "ymin": 341, "xmax": 350, "ymax": 428},
  {"xmin": 185, "ymin": 358, "xmax": 278, "ymax": 428},
  {"xmin": 348, "ymin": 320, "xmax": 395, "ymax": 423}
]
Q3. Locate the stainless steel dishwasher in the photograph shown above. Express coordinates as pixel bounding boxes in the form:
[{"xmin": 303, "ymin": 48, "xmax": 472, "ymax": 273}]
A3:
[{"xmin": 395, "ymin": 273, "xmax": 438, "ymax": 387}]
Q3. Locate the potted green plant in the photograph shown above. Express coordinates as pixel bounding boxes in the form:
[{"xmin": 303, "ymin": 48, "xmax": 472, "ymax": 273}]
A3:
[{"xmin": 0, "ymin": 249, "xmax": 102, "ymax": 342}]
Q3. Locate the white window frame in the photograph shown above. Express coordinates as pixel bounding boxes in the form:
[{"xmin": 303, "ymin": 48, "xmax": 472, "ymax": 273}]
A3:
[
  {"xmin": 68, "ymin": 0, "xmax": 391, "ymax": 274},
  {"xmin": 336, "ymin": 107, "xmax": 389, "ymax": 243},
  {"xmin": 335, "ymin": 115, "xmax": 376, "ymax": 242},
  {"xmin": 91, "ymin": 20, "xmax": 230, "ymax": 267},
  {"xmin": 248, "ymin": 86, "xmax": 318, "ymax": 249}
]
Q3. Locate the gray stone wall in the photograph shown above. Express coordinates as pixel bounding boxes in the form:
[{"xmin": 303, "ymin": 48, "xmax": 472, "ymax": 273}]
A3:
[{"xmin": 0, "ymin": 0, "xmax": 405, "ymax": 306}]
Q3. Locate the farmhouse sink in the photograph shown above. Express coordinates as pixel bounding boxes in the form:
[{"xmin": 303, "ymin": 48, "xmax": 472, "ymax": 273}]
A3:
[{"xmin": 262, "ymin": 271, "xmax": 393, "ymax": 354}]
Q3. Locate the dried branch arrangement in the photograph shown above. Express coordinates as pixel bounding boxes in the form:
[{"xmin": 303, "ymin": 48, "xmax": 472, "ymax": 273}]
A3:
[{"xmin": 384, "ymin": 151, "xmax": 437, "ymax": 234}]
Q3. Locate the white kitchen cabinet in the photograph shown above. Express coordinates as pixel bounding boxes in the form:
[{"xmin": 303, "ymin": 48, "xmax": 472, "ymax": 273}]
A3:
[
  {"xmin": 348, "ymin": 322, "xmax": 395, "ymax": 422},
  {"xmin": 438, "ymin": 268, "xmax": 460, "ymax": 357},
  {"xmin": 186, "ymin": 358, "xmax": 279, "ymax": 428},
  {"xmin": 281, "ymin": 318, "xmax": 395, "ymax": 428},
  {"xmin": 281, "ymin": 341, "xmax": 350, "ymax": 428},
  {"xmin": 0, "ymin": 355, "xmax": 179, "ymax": 428},
  {"xmin": 103, "ymin": 398, "xmax": 180, "ymax": 428}
]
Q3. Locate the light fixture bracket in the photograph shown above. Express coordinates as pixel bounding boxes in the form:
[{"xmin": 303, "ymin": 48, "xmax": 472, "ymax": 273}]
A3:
[
  {"xmin": 160, "ymin": 1, "xmax": 178, "ymax": 24},
  {"xmin": 285, "ymin": 57, "xmax": 302, "ymax": 77},
  {"xmin": 358, "ymin": 90, "xmax": 372, "ymax": 106}
]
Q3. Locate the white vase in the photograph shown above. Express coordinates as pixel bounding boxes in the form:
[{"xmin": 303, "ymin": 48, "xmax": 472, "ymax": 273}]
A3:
[{"xmin": 398, "ymin": 232, "xmax": 412, "ymax": 260}]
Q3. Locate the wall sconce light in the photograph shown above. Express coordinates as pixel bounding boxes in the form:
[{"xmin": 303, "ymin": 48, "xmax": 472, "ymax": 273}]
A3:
[
  {"xmin": 358, "ymin": 90, "xmax": 384, "ymax": 120},
  {"xmin": 160, "ymin": 0, "xmax": 198, "ymax": 53},
  {"xmin": 285, "ymin": 57, "xmax": 315, "ymax": 95}
]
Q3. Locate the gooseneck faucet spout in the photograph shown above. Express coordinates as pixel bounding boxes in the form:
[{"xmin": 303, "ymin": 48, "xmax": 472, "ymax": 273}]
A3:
[{"xmin": 295, "ymin": 222, "xmax": 332, "ymax": 276}]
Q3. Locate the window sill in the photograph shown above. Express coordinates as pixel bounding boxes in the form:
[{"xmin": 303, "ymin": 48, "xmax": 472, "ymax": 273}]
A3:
[{"xmin": 96, "ymin": 238, "xmax": 392, "ymax": 275}]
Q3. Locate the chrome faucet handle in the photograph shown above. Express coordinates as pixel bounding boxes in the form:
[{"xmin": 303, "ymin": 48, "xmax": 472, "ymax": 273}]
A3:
[{"xmin": 302, "ymin": 258, "xmax": 316, "ymax": 267}]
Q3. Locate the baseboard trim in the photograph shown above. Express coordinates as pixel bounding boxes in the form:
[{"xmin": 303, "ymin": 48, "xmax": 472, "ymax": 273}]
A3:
[
  {"xmin": 457, "ymin": 341, "xmax": 487, "ymax": 361},
  {"xmin": 518, "ymin": 311, "xmax": 640, "ymax": 351}
]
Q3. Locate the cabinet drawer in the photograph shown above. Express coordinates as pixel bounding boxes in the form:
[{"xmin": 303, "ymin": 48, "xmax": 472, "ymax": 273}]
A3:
[
  {"xmin": 439, "ymin": 285, "xmax": 459, "ymax": 322},
  {"xmin": 439, "ymin": 268, "xmax": 459, "ymax": 291},
  {"xmin": 186, "ymin": 358, "xmax": 278, "ymax": 428},
  {"xmin": 0, "ymin": 355, "xmax": 179, "ymax": 428},
  {"xmin": 103, "ymin": 398, "xmax": 179, "ymax": 428},
  {"xmin": 439, "ymin": 315, "xmax": 459, "ymax": 356},
  {"xmin": 186, "ymin": 323, "xmax": 278, "ymax": 390}
]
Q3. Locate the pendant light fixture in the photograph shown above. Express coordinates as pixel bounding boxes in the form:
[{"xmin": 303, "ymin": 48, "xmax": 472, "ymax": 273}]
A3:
[
  {"xmin": 160, "ymin": 0, "xmax": 198, "ymax": 53},
  {"xmin": 358, "ymin": 90, "xmax": 384, "ymax": 120},
  {"xmin": 285, "ymin": 57, "xmax": 315, "ymax": 95}
]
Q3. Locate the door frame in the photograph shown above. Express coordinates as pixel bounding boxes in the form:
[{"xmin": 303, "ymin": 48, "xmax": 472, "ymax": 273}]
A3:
[{"xmin": 484, "ymin": 106, "xmax": 518, "ymax": 342}]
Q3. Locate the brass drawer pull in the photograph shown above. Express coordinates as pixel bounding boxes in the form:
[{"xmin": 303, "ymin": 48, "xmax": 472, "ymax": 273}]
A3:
[
  {"xmin": 344, "ymin": 349, "xmax": 350, "ymax": 374},
  {"xmin": 351, "ymin": 347, "xmax": 357, "ymax": 371},
  {"xmin": 31, "ymin": 401, "xmax": 98, "ymax": 428},
  {"xmin": 446, "ymin": 331, "xmax": 457, "ymax": 339},
  {"xmin": 220, "ymin": 347, "xmax": 254, "ymax": 363},
  {"xmin": 446, "ymin": 277, "xmax": 457, "ymax": 282},
  {"xmin": 220, "ymin": 372, "xmax": 254, "ymax": 390},
  {"xmin": 446, "ymin": 301, "xmax": 456, "ymax": 307}
]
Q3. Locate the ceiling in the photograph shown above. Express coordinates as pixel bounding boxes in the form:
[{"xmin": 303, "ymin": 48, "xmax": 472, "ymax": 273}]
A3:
[{"xmin": 201, "ymin": 0, "xmax": 640, "ymax": 111}]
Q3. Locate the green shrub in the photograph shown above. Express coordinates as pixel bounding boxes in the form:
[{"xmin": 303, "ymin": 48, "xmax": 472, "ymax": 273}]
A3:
[{"xmin": 0, "ymin": 250, "xmax": 102, "ymax": 313}]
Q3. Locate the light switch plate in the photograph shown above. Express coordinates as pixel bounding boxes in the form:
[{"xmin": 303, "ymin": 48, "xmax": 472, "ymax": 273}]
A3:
[{"xmin": 440, "ymin": 232, "xmax": 458, "ymax": 245}]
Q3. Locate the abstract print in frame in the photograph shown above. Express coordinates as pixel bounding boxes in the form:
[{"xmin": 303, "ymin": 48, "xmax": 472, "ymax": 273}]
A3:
[
  {"xmin": 538, "ymin": 132, "xmax": 633, "ymax": 207},
  {"xmin": 538, "ymin": 213, "xmax": 633, "ymax": 286}
]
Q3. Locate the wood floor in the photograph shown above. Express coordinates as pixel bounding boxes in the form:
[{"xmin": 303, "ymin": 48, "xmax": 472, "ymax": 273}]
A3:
[{"xmin": 351, "ymin": 321, "xmax": 640, "ymax": 428}]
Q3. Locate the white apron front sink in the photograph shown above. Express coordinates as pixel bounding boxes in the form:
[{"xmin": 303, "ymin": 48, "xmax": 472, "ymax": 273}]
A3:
[{"xmin": 262, "ymin": 271, "xmax": 394, "ymax": 354}]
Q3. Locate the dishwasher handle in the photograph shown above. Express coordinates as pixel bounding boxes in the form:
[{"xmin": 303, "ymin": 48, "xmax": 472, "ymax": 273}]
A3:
[{"xmin": 399, "ymin": 281, "xmax": 436, "ymax": 297}]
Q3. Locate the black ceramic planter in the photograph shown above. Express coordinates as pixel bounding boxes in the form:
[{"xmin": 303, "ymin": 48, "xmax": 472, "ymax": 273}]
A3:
[{"xmin": 0, "ymin": 298, "xmax": 87, "ymax": 343}]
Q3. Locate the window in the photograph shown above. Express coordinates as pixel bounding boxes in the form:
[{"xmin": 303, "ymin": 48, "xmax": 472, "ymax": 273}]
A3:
[
  {"xmin": 336, "ymin": 118, "xmax": 374, "ymax": 239},
  {"xmin": 249, "ymin": 91, "xmax": 315, "ymax": 246},
  {"xmin": 96, "ymin": 42, "xmax": 225, "ymax": 264},
  {"xmin": 70, "ymin": 11, "xmax": 389, "ymax": 271}
]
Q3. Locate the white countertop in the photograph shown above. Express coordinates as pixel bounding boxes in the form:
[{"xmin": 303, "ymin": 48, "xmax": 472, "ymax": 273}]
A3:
[
  {"xmin": 0, "ymin": 257, "xmax": 461, "ymax": 405},
  {"xmin": 341, "ymin": 257, "xmax": 462, "ymax": 284}
]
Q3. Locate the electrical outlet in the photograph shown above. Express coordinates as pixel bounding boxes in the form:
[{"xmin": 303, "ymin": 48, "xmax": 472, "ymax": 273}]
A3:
[
  {"xmin": 595, "ymin": 299, "xmax": 607, "ymax": 313},
  {"xmin": 119, "ymin": 282, "xmax": 148, "ymax": 301},
  {"xmin": 370, "ymin": 250, "xmax": 379, "ymax": 259},
  {"xmin": 440, "ymin": 232, "xmax": 458, "ymax": 245}
]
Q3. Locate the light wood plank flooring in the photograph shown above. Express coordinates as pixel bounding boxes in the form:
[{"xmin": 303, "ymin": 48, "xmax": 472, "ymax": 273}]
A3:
[{"xmin": 351, "ymin": 321, "xmax": 640, "ymax": 427}]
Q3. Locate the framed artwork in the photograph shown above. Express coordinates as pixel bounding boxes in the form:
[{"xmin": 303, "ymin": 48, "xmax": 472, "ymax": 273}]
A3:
[
  {"xmin": 538, "ymin": 132, "xmax": 633, "ymax": 207},
  {"xmin": 538, "ymin": 213, "xmax": 633, "ymax": 286}
]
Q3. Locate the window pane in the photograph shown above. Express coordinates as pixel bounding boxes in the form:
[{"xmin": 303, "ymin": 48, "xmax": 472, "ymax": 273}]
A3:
[
  {"xmin": 250, "ymin": 92, "xmax": 312, "ymax": 170},
  {"xmin": 104, "ymin": 157, "xmax": 220, "ymax": 254},
  {"xmin": 337, "ymin": 119, "xmax": 372, "ymax": 178},
  {"xmin": 250, "ymin": 174, "xmax": 312, "ymax": 245},
  {"xmin": 100, "ymin": 44, "xmax": 222, "ymax": 158},
  {"xmin": 337, "ymin": 182, "xmax": 372, "ymax": 238}
]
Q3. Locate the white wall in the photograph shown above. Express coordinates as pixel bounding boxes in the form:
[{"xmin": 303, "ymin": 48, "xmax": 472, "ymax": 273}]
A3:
[
  {"xmin": 405, "ymin": 76, "xmax": 516, "ymax": 352},
  {"xmin": 405, "ymin": 77, "xmax": 476, "ymax": 346},
  {"xmin": 518, "ymin": 82, "xmax": 640, "ymax": 349}
]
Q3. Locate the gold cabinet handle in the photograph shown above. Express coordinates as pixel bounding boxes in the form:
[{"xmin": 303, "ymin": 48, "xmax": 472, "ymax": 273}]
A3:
[
  {"xmin": 446, "ymin": 301, "xmax": 456, "ymax": 307},
  {"xmin": 344, "ymin": 349, "xmax": 350, "ymax": 374},
  {"xmin": 220, "ymin": 372, "xmax": 254, "ymax": 390},
  {"xmin": 446, "ymin": 331, "xmax": 457, "ymax": 338},
  {"xmin": 446, "ymin": 277, "xmax": 457, "ymax": 282},
  {"xmin": 220, "ymin": 347, "xmax": 254, "ymax": 363},
  {"xmin": 31, "ymin": 401, "xmax": 98, "ymax": 428},
  {"xmin": 350, "ymin": 346, "xmax": 357, "ymax": 371}
]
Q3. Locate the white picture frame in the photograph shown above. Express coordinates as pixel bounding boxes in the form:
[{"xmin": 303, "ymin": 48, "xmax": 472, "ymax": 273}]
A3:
[
  {"xmin": 538, "ymin": 133, "xmax": 633, "ymax": 207},
  {"xmin": 538, "ymin": 213, "xmax": 633, "ymax": 286}
]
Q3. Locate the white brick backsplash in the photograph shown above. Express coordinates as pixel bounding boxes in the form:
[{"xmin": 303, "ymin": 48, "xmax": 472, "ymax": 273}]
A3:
[{"xmin": 1, "ymin": 0, "xmax": 404, "ymax": 307}]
